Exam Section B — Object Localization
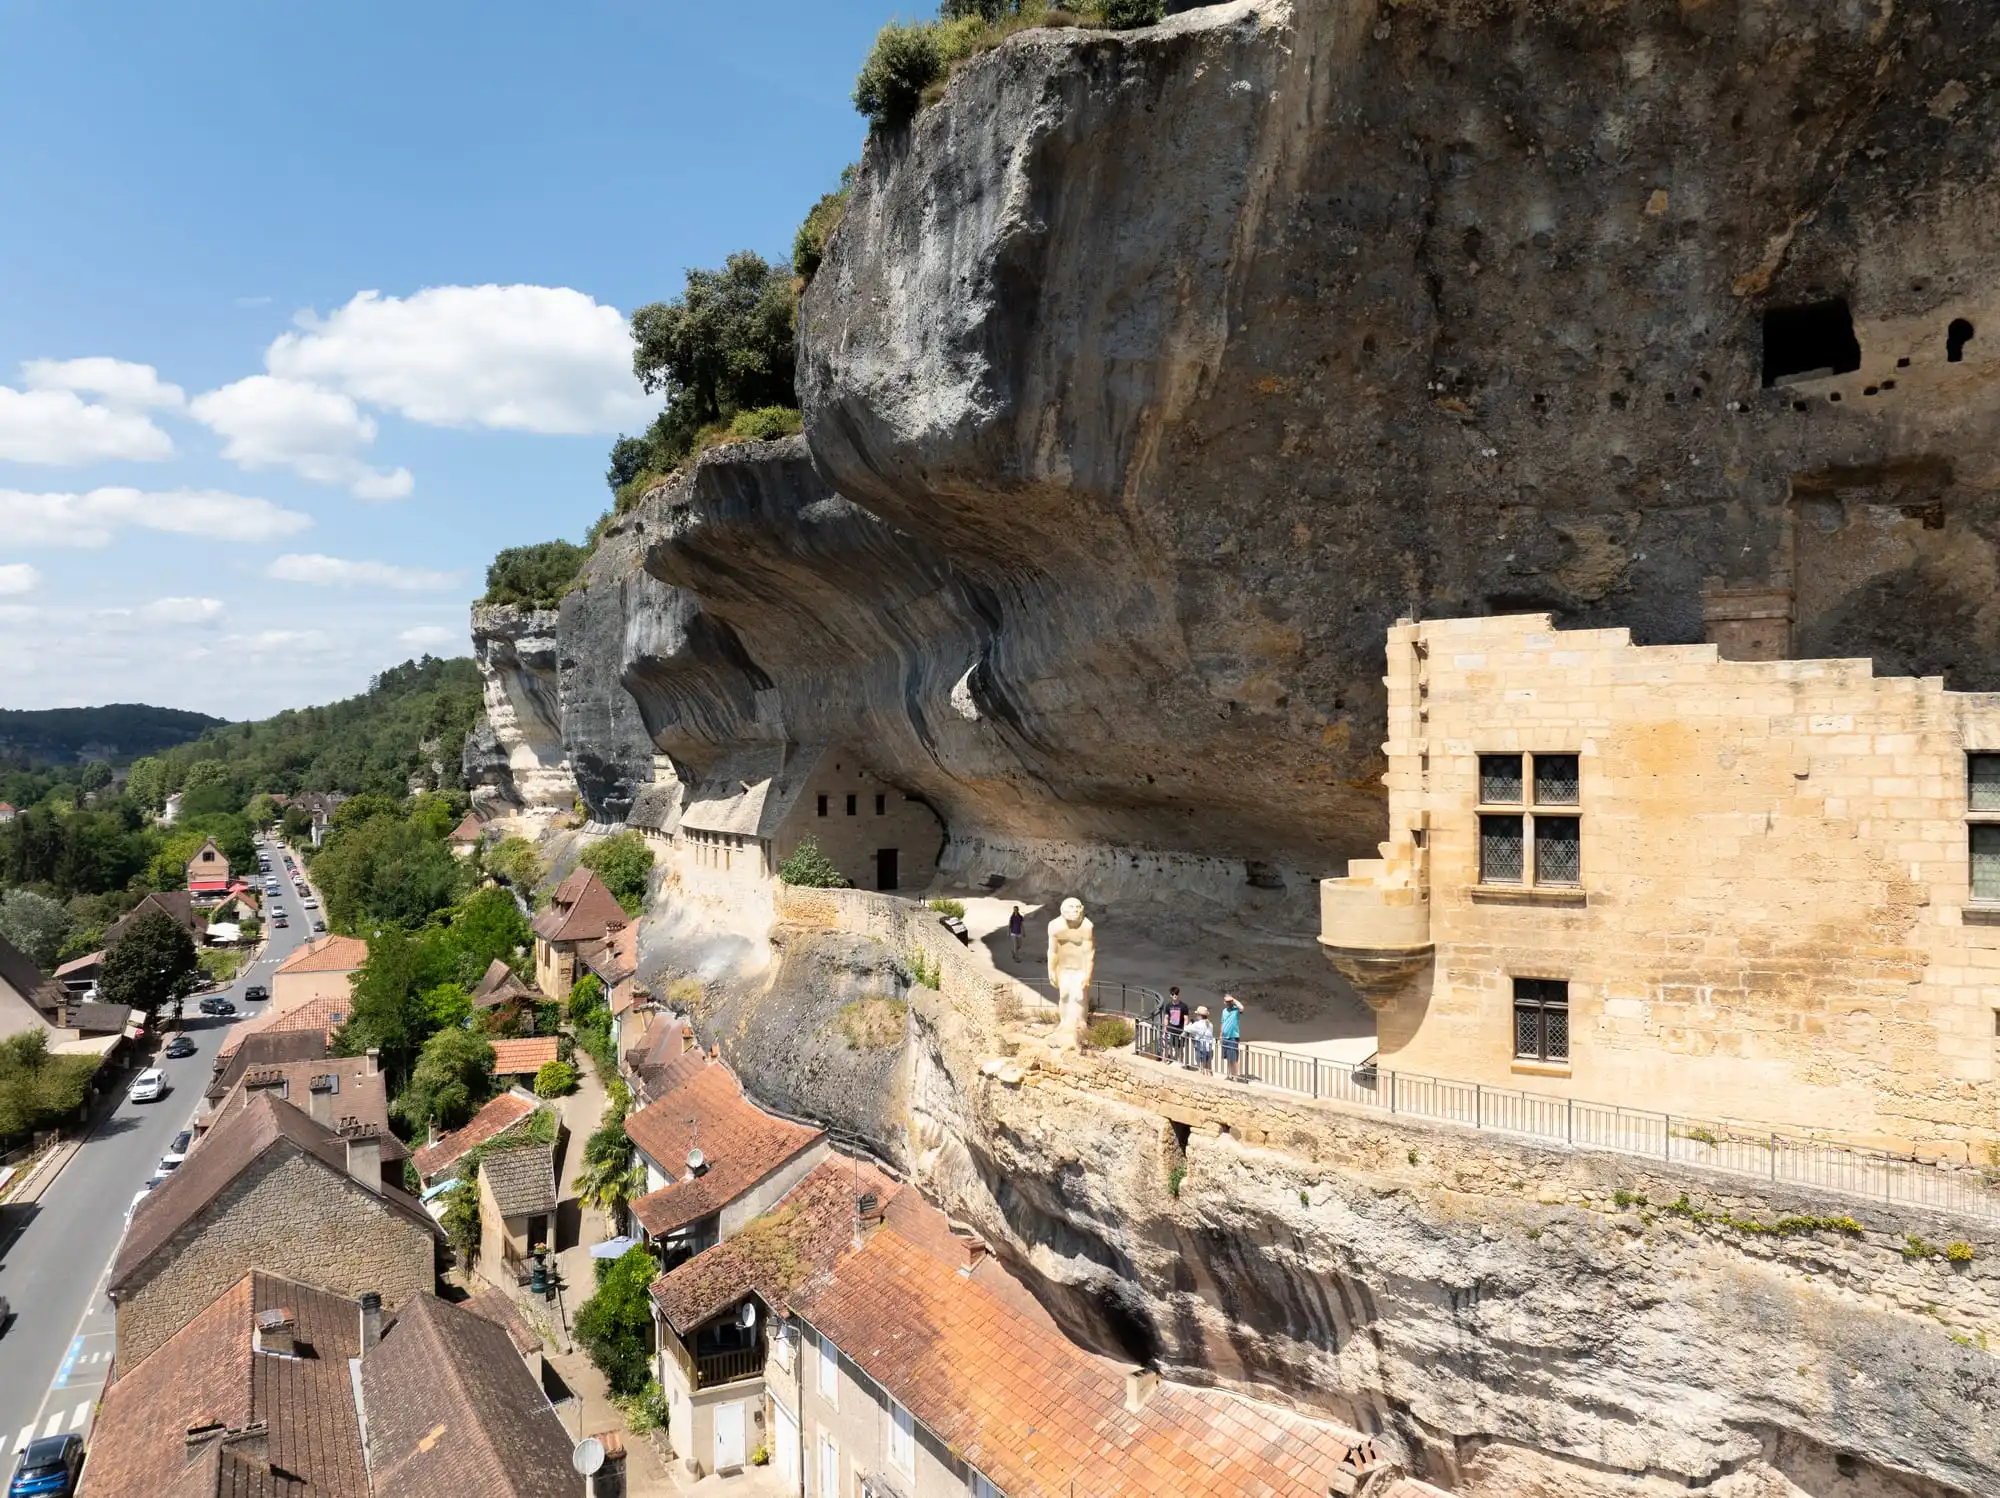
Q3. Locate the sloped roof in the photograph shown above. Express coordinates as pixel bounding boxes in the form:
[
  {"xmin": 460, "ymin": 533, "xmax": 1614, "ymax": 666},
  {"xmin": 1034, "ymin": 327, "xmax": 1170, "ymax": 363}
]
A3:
[
  {"xmin": 217, "ymin": 993, "xmax": 350, "ymax": 1059},
  {"xmin": 206, "ymin": 1055, "xmax": 407, "ymax": 1161},
  {"xmin": 81, "ymin": 1271, "xmax": 368, "ymax": 1498},
  {"xmin": 206, "ymin": 1030, "xmax": 329, "ymax": 1104},
  {"xmin": 626, "ymin": 1064, "xmax": 822, "ymax": 1238},
  {"xmin": 479, "ymin": 1143, "xmax": 556, "ymax": 1220},
  {"xmin": 106, "ymin": 890, "xmax": 201, "ymax": 943},
  {"xmin": 469, "ymin": 958, "xmax": 533, "ymax": 1009},
  {"xmin": 0, "ymin": 929, "xmax": 63, "ymax": 1020},
  {"xmin": 489, "ymin": 1037, "xmax": 559, "ymax": 1076},
  {"xmin": 651, "ymin": 1155, "xmax": 899, "ymax": 1335},
  {"xmin": 578, "ymin": 920, "xmax": 637, "ymax": 988},
  {"xmin": 411, "ymin": 1091, "xmax": 539, "ymax": 1181},
  {"xmin": 460, "ymin": 1287, "xmax": 543, "ymax": 1358},
  {"xmin": 275, "ymin": 934, "xmax": 369, "ymax": 976},
  {"xmin": 53, "ymin": 950, "xmax": 104, "ymax": 979},
  {"xmin": 448, "ymin": 812, "xmax": 484, "ymax": 844},
  {"xmin": 529, "ymin": 869, "xmax": 625, "ymax": 945},
  {"xmin": 110, "ymin": 1092, "xmax": 435, "ymax": 1292},
  {"xmin": 677, "ymin": 744, "xmax": 821, "ymax": 839},
  {"xmin": 791, "ymin": 1195, "xmax": 1367, "ymax": 1498},
  {"xmin": 625, "ymin": 780, "xmax": 682, "ymax": 833},
  {"xmin": 67, "ymin": 1000, "xmax": 137, "ymax": 1035},
  {"xmin": 362, "ymin": 1293, "xmax": 577, "ymax": 1498}
]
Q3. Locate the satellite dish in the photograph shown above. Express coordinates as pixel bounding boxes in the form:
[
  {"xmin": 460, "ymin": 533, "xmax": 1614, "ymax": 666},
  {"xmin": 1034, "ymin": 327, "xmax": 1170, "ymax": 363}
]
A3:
[
  {"xmin": 685, "ymin": 1147, "xmax": 705, "ymax": 1173},
  {"xmin": 737, "ymin": 1301, "xmax": 758, "ymax": 1330},
  {"xmin": 571, "ymin": 1439, "xmax": 606, "ymax": 1477}
]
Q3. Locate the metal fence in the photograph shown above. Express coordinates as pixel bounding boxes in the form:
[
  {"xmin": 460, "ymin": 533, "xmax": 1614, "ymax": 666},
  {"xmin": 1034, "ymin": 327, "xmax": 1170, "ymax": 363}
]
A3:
[
  {"xmin": 1131, "ymin": 1020, "xmax": 2000, "ymax": 1223},
  {"xmin": 1023, "ymin": 979, "xmax": 1167, "ymax": 1018}
]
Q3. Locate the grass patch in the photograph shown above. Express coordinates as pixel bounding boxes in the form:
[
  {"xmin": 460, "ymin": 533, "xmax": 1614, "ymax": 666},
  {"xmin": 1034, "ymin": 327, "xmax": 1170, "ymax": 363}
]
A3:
[
  {"xmin": 905, "ymin": 950, "xmax": 941, "ymax": 990},
  {"xmin": 836, "ymin": 996, "xmax": 909, "ymax": 1051},
  {"xmin": 926, "ymin": 898, "xmax": 967, "ymax": 920},
  {"xmin": 1084, "ymin": 1016, "xmax": 1133, "ymax": 1050},
  {"xmin": 1663, "ymin": 1193, "xmax": 1865, "ymax": 1238},
  {"xmin": 198, "ymin": 948, "xmax": 246, "ymax": 984}
]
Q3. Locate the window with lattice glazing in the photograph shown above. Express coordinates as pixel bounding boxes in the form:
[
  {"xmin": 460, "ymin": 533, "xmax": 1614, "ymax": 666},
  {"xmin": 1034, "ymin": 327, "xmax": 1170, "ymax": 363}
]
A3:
[
  {"xmin": 1513, "ymin": 977, "xmax": 1570, "ymax": 1062},
  {"xmin": 1969, "ymin": 755, "xmax": 2000, "ymax": 903},
  {"xmin": 1478, "ymin": 752, "xmax": 1581, "ymax": 886}
]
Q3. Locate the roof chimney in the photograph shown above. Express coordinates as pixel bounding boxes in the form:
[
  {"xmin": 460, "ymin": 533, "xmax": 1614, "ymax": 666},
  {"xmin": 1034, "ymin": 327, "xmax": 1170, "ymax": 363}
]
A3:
[
  {"xmin": 306, "ymin": 1072, "xmax": 337, "ymax": 1125},
  {"xmin": 1124, "ymin": 1368, "xmax": 1160, "ymax": 1414},
  {"xmin": 359, "ymin": 1292, "xmax": 383, "ymax": 1351},
  {"xmin": 364, "ymin": 1048, "xmax": 380, "ymax": 1076},
  {"xmin": 342, "ymin": 1126, "xmax": 382, "ymax": 1192},
  {"xmin": 255, "ymin": 1308, "xmax": 297, "ymax": 1359}
]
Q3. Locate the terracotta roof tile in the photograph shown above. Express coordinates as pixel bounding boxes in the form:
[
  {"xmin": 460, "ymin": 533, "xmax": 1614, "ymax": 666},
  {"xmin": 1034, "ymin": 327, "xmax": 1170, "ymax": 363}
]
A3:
[
  {"xmin": 529, "ymin": 870, "xmax": 624, "ymax": 945},
  {"xmin": 274, "ymin": 934, "xmax": 369, "ymax": 976},
  {"xmin": 412, "ymin": 1092, "xmax": 539, "ymax": 1181},
  {"xmin": 110, "ymin": 1092, "xmax": 436, "ymax": 1293},
  {"xmin": 205, "ymin": 1055, "xmax": 406, "ymax": 1161},
  {"xmin": 489, "ymin": 1037, "xmax": 559, "ymax": 1076},
  {"xmin": 362, "ymin": 1294, "xmax": 577, "ymax": 1498},
  {"xmin": 82, "ymin": 1271, "xmax": 368, "ymax": 1498},
  {"xmin": 218, "ymin": 994, "xmax": 350, "ymax": 1059},
  {"xmin": 206, "ymin": 1032, "xmax": 329, "ymax": 1105},
  {"xmin": 791, "ymin": 1204, "xmax": 1367, "ymax": 1498},
  {"xmin": 624, "ymin": 1065, "xmax": 822, "ymax": 1238},
  {"xmin": 650, "ymin": 1155, "xmax": 898, "ymax": 1334}
]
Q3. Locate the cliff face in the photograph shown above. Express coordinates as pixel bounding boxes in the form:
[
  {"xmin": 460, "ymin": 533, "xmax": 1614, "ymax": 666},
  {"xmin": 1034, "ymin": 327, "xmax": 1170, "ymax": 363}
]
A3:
[{"xmin": 465, "ymin": 603, "xmax": 575, "ymax": 817}]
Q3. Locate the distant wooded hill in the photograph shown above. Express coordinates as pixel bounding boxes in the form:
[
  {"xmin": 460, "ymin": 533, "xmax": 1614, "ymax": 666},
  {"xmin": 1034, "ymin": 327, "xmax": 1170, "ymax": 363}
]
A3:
[{"xmin": 0, "ymin": 704, "xmax": 226, "ymax": 765}]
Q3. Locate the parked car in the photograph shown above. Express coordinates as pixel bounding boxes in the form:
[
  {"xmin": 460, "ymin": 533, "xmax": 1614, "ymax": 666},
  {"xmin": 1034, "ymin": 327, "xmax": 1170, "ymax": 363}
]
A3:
[
  {"xmin": 8, "ymin": 1433, "xmax": 83, "ymax": 1498},
  {"xmin": 302, "ymin": 896, "xmax": 318, "ymax": 909},
  {"xmin": 245, "ymin": 984, "xmax": 268, "ymax": 1001},
  {"xmin": 273, "ymin": 916, "xmax": 289, "ymax": 929},
  {"xmin": 160, "ymin": 1130, "xmax": 193, "ymax": 1170},
  {"xmin": 199, "ymin": 996, "xmax": 238, "ymax": 1017},
  {"xmin": 125, "ymin": 1186, "xmax": 153, "ymax": 1222},
  {"xmin": 0, "ymin": 1294, "xmax": 10, "ymax": 1333},
  {"xmin": 163, "ymin": 1034, "xmax": 197, "ymax": 1059},
  {"xmin": 129, "ymin": 1069, "xmax": 166, "ymax": 1102},
  {"xmin": 311, "ymin": 919, "xmax": 326, "ymax": 933}
]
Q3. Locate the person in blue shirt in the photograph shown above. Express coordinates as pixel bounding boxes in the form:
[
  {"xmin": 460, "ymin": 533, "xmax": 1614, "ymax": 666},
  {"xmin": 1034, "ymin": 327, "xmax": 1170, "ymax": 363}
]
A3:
[{"xmin": 1220, "ymin": 994, "xmax": 1244, "ymax": 1081}]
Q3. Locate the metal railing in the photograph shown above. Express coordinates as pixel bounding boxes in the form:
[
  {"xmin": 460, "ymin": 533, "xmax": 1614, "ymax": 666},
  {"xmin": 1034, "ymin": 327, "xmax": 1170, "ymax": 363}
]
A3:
[
  {"xmin": 1130, "ymin": 1020, "xmax": 2000, "ymax": 1223},
  {"xmin": 1025, "ymin": 979, "xmax": 1167, "ymax": 1017}
]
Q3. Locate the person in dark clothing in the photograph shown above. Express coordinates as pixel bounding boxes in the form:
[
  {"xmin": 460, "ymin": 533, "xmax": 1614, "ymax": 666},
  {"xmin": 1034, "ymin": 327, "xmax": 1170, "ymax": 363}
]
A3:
[
  {"xmin": 1158, "ymin": 986, "xmax": 1188, "ymax": 1063},
  {"xmin": 1008, "ymin": 905, "xmax": 1025, "ymax": 961}
]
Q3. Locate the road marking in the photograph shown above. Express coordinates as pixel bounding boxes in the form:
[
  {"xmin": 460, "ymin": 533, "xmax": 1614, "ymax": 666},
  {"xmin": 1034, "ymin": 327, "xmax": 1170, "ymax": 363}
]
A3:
[
  {"xmin": 12, "ymin": 1426, "xmax": 29, "ymax": 1456},
  {"xmin": 39, "ymin": 1413, "xmax": 60, "ymax": 1439},
  {"xmin": 67, "ymin": 1403, "xmax": 88, "ymax": 1431},
  {"xmin": 51, "ymin": 1336, "xmax": 82, "ymax": 1388}
]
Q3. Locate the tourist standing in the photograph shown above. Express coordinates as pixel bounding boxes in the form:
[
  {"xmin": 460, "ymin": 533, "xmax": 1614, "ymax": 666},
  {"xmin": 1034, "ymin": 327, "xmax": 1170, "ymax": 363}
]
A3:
[
  {"xmin": 1160, "ymin": 986, "xmax": 1188, "ymax": 1063},
  {"xmin": 1009, "ymin": 905, "xmax": 1024, "ymax": 961},
  {"xmin": 1187, "ymin": 1005, "xmax": 1215, "ymax": 1071},
  {"xmin": 1221, "ymin": 994, "xmax": 1243, "ymax": 1081}
]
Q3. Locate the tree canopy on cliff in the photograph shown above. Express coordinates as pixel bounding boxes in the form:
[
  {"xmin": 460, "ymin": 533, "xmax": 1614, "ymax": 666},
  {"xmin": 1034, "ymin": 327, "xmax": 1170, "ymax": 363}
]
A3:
[{"xmin": 482, "ymin": 541, "xmax": 589, "ymax": 609}]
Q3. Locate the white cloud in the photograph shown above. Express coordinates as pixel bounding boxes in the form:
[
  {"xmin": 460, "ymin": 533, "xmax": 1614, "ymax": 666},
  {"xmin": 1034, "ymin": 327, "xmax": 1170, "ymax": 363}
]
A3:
[
  {"xmin": 0, "ymin": 487, "xmax": 313, "ymax": 548},
  {"xmin": 22, "ymin": 357, "xmax": 185, "ymax": 410},
  {"xmin": 398, "ymin": 624, "xmax": 460, "ymax": 649},
  {"xmin": 0, "ymin": 564, "xmax": 39, "ymax": 596},
  {"xmin": 266, "ymin": 284, "xmax": 650, "ymax": 434},
  {"xmin": 228, "ymin": 628, "xmax": 338, "ymax": 654},
  {"xmin": 265, "ymin": 553, "xmax": 458, "ymax": 591},
  {"xmin": 189, "ymin": 375, "xmax": 412, "ymax": 500},
  {"xmin": 141, "ymin": 596, "xmax": 226, "ymax": 625},
  {"xmin": 0, "ymin": 386, "xmax": 175, "ymax": 465}
]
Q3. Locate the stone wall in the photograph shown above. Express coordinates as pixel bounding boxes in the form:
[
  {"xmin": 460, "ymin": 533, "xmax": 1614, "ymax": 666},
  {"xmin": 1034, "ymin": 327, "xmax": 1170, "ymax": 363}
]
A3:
[
  {"xmin": 1326, "ymin": 612, "xmax": 2000, "ymax": 1158},
  {"xmin": 112, "ymin": 1151, "xmax": 434, "ymax": 1373}
]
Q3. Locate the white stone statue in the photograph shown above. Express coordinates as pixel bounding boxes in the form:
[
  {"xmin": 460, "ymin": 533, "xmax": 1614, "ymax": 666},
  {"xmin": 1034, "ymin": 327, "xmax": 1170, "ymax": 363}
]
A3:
[{"xmin": 1046, "ymin": 896, "xmax": 1096, "ymax": 1048}]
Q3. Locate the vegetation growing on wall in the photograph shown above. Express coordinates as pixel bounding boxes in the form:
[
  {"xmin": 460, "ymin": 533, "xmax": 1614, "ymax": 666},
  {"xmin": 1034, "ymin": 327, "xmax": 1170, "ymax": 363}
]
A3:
[
  {"xmin": 481, "ymin": 541, "xmax": 591, "ymax": 609},
  {"xmin": 578, "ymin": 831, "xmax": 654, "ymax": 915}
]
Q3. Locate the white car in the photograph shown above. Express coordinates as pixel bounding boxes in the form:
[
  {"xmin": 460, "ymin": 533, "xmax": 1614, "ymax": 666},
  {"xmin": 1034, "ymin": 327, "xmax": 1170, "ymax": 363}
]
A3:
[
  {"xmin": 126, "ymin": 1186, "xmax": 154, "ymax": 1222},
  {"xmin": 129, "ymin": 1069, "xmax": 166, "ymax": 1103},
  {"xmin": 160, "ymin": 1129, "xmax": 193, "ymax": 1171},
  {"xmin": 302, "ymin": 897, "xmax": 318, "ymax": 909}
]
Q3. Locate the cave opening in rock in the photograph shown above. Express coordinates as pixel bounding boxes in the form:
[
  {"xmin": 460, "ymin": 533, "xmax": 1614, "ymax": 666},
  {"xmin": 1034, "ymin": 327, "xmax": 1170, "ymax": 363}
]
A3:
[
  {"xmin": 1761, "ymin": 300, "xmax": 1861, "ymax": 386},
  {"xmin": 1948, "ymin": 317, "xmax": 1975, "ymax": 363}
]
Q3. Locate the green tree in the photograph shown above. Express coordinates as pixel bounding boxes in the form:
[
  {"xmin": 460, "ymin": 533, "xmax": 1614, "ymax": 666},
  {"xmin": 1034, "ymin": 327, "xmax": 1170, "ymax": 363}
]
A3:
[
  {"xmin": 853, "ymin": 21, "xmax": 943, "ymax": 131},
  {"xmin": 627, "ymin": 253, "xmax": 798, "ymax": 467},
  {"xmin": 574, "ymin": 1245, "xmax": 658, "ymax": 1396},
  {"xmin": 0, "ymin": 889, "xmax": 70, "ymax": 969},
  {"xmin": 0, "ymin": 1030, "xmax": 99, "ymax": 1142},
  {"xmin": 281, "ymin": 805, "xmax": 314, "ymax": 844},
  {"xmin": 440, "ymin": 1176, "xmax": 482, "ymax": 1264},
  {"xmin": 337, "ymin": 928, "xmax": 431, "ymax": 1082},
  {"xmin": 578, "ymin": 832, "xmax": 654, "ymax": 915},
  {"xmin": 793, "ymin": 166, "xmax": 856, "ymax": 283},
  {"xmin": 482, "ymin": 542, "xmax": 589, "ymax": 609},
  {"xmin": 567, "ymin": 972, "xmax": 607, "ymax": 1023},
  {"xmin": 1096, "ymin": 0, "xmax": 1163, "ymax": 25},
  {"xmin": 124, "ymin": 756, "xmax": 167, "ymax": 811},
  {"xmin": 422, "ymin": 981, "xmax": 473, "ymax": 1032},
  {"xmin": 777, "ymin": 836, "xmax": 848, "ymax": 888},
  {"xmin": 100, "ymin": 908, "xmax": 200, "ymax": 1029},
  {"xmin": 486, "ymin": 836, "xmax": 544, "ymax": 893},
  {"xmin": 311, "ymin": 807, "xmax": 466, "ymax": 933},
  {"xmin": 533, "ymin": 1058, "xmax": 578, "ymax": 1097},
  {"xmin": 394, "ymin": 1026, "xmax": 496, "ymax": 1135}
]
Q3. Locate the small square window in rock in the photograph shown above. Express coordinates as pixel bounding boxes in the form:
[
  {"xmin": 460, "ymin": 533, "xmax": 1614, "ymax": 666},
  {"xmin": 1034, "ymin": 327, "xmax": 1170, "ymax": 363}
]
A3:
[
  {"xmin": 1761, "ymin": 300, "xmax": 1862, "ymax": 387},
  {"xmin": 816, "ymin": 795, "xmax": 828, "ymax": 817},
  {"xmin": 845, "ymin": 794, "xmax": 857, "ymax": 816}
]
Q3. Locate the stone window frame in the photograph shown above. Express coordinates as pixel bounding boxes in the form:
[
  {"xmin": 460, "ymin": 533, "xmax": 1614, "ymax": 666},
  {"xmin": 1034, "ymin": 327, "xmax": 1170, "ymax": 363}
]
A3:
[
  {"xmin": 1477, "ymin": 752, "xmax": 1581, "ymax": 887},
  {"xmin": 1512, "ymin": 977, "xmax": 1571, "ymax": 1063},
  {"xmin": 1969, "ymin": 754, "xmax": 2000, "ymax": 906}
]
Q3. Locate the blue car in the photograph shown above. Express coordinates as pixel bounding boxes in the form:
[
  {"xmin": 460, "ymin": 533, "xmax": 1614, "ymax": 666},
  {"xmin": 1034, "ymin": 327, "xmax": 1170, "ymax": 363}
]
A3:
[{"xmin": 9, "ymin": 1434, "xmax": 83, "ymax": 1498}]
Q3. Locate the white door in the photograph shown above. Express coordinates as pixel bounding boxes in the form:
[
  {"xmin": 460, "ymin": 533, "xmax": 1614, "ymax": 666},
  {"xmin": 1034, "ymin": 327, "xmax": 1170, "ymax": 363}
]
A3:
[
  {"xmin": 773, "ymin": 1403, "xmax": 799, "ymax": 1483},
  {"xmin": 818, "ymin": 1433, "xmax": 840, "ymax": 1497},
  {"xmin": 714, "ymin": 1401, "xmax": 746, "ymax": 1470}
]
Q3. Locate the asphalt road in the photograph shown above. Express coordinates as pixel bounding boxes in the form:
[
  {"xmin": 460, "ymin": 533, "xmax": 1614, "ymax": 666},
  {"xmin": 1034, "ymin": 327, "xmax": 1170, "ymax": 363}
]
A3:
[{"xmin": 0, "ymin": 842, "xmax": 320, "ymax": 1469}]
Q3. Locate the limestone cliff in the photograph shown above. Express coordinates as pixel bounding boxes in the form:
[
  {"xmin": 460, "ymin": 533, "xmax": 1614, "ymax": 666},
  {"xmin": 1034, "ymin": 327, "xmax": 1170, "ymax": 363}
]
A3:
[{"xmin": 464, "ymin": 603, "xmax": 575, "ymax": 817}]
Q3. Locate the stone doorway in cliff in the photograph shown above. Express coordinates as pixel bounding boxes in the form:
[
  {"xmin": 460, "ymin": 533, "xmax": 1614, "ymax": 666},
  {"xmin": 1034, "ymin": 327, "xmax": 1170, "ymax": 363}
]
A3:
[
  {"xmin": 876, "ymin": 848, "xmax": 899, "ymax": 891},
  {"xmin": 1761, "ymin": 299, "xmax": 1861, "ymax": 386}
]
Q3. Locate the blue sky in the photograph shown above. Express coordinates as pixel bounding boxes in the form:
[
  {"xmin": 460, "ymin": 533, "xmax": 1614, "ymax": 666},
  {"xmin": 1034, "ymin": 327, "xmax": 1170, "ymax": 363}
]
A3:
[{"xmin": 0, "ymin": 0, "xmax": 890, "ymax": 717}]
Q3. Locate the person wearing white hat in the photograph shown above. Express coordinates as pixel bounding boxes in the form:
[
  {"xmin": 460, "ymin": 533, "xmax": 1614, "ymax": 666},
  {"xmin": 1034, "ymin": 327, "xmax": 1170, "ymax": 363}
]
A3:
[{"xmin": 1186, "ymin": 1005, "xmax": 1215, "ymax": 1071}]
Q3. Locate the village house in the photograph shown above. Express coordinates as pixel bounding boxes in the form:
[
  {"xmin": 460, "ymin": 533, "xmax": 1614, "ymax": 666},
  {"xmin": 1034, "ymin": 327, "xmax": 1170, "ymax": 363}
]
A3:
[
  {"xmin": 531, "ymin": 867, "xmax": 626, "ymax": 998},
  {"xmin": 448, "ymin": 810, "xmax": 484, "ymax": 858},
  {"xmin": 106, "ymin": 1091, "xmax": 439, "ymax": 1371},
  {"xmin": 579, "ymin": 916, "xmax": 640, "ymax": 1045},
  {"xmin": 649, "ymin": 1154, "xmax": 899, "ymax": 1478},
  {"xmin": 195, "ymin": 1049, "xmax": 408, "ymax": 1185},
  {"xmin": 623, "ymin": 1057, "xmax": 826, "ymax": 1269},
  {"xmin": 627, "ymin": 777, "xmax": 682, "ymax": 854},
  {"xmin": 104, "ymin": 889, "xmax": 202, "ymax": 946},
  {"xmin": 0, "ymin": 932, "xmax": 64, "ymax": 1044},
  {"xmin": 410, "ymin": 1088, "xmax": 541, "ymax": 1188},
  {"xmin": 675, "ymin": 744, "xmax": 944, "ymax": 905},
  {"xmin": 204, "ymin": 1029, "xmax": 329, "ymax": 1106},
  {"xmin": 470, "ymin": 956, "xmax": 540, "ymax": 1031},
  {"xmin": 216, "ymin": 989, "xmax": 349, "ymax": 1059},
  {"xmin": 473, "ymin": 1142, "xmax": 559, "ymax": 1290},
  {"xmin": 0, "ymin": 801, "xmax": 15, "ymax": 824},
  {"xmin": 271, "ymin": 931, "xmax": 369, "ymax": 1011},
  {"xmin": 0, "ymin": 932, "xmax": 135, "ymax": 1060},
  {"xmin": 184, "ymin": 836, "xmax": 231, "ymax": 894},
  {"xmin": 620, "ymin": 1010, "xmax": 695, "ymax": 1102},
  {"xmin": 1319, "ymin": 612, "xmax": 2000, "ymax": 1159},
  {"xmin": 81, "ymin": 1269, "xmax": 579, "ymax": 1498},
  {"xmin": 490, "ymin": 1035, "xmax": 560, "ymax": 1083}
]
